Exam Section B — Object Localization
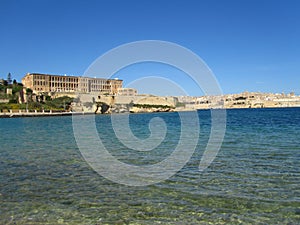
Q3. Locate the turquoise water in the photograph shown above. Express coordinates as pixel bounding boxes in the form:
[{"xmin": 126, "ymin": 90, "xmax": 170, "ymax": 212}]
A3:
[{"xmin": 0, "ymin": 108, "xmax": 299, "ymax": 224}]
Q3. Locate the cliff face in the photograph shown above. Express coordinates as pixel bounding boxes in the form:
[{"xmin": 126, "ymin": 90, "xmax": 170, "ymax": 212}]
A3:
[
  {"xmin": 72, "ymin": 94, "xmax": 177, "ymax": 113},
  {"xmin": 134, "ymin": 96, "xmax": 175, "ymax": 107}
]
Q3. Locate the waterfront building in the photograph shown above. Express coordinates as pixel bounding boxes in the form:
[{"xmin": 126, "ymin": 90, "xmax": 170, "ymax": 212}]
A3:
[
  {"xmin": 22, "ymin": 73, "xmax": 123, "ymax": 95},
  {"xmin": 78, "ymin": 77, "xmax": 122, "ymax": 94},
  {"xmin": 6, "ymin": 88, "xmax": 12, "ymax": 95},
  {"xmin": 117, "ymin": 88, "xmax": 137, "ymax": 96}
]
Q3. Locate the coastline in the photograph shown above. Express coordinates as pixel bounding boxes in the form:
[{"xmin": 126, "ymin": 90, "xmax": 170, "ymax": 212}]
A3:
[
  {"xmin": 0, "ymin": 111, "xmax": 92, "ymax": 118},
  {"xmin": 1, "ymin": 106, "xmax": 300, "ymax": 118}
]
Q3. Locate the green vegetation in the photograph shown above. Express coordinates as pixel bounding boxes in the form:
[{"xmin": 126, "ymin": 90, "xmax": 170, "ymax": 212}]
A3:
[
  {"xmin": 175, "ymin": 102, "xmax": 186, "ymax": 107},
  {"xmin": 133, "ymin": 104, "xmax": 174, "ymax": 109},
  {"xmin": 0, "ymin": 96, "xmax": 74, "ymax": 112},
  {"xmin": 1, "ymin": 74, "xmax": 74, "ymax": 112},
  {"xmin": 0, "ymin": 79, "xmax": 23, "ymax": 103},
  {"xmin": 43, "ymin": 96, "xmax": 74, "ymax": 110}
]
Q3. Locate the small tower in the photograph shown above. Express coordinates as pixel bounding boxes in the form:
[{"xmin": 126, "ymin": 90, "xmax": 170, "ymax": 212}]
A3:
[{"xmin": 7, "ymin": 73, "xmax": 12, "ymax": 84}]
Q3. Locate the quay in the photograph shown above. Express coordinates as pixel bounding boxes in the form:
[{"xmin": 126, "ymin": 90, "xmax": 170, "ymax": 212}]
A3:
[{"xmin": 0, "ymin": 110, "xmax": 90, "ymax": 118}]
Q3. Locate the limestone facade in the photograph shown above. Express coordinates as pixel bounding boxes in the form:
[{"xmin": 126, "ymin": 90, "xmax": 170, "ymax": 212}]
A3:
[
  {"xmin": 181, "ymin": 91, "xmax": 300, "ymax": 109},
  {"xmin": 117, "ymin": 88, "xmax": 137, "ymax": 96},
  {"xmin": 22, "ymin": 73, "xmax": 123, "ymax": 95}
]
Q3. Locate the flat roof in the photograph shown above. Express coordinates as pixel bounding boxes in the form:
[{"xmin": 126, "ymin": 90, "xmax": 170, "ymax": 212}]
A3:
[{"xmin": 25, "ymin": 73, "xmax": 123, "ymax": 81}]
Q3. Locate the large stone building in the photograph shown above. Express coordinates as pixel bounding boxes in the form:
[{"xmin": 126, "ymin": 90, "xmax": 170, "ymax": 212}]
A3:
[{"xmin": 22, "ymin": 73, "xmax": 123, "ymax": 95}]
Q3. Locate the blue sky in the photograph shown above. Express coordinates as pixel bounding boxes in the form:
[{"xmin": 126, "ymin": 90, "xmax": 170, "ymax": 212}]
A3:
[{"xmin": 0, "ymin": 0, "xmax": 299, "ymax": 95}]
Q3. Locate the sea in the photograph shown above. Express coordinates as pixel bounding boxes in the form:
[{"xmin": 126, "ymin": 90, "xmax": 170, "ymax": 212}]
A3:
[{"xmin": 0, "ymin": 108, "xmax": 299, "ymax": 224}]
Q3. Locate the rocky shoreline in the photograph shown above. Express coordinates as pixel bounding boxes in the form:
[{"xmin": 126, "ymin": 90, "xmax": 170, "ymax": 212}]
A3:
[
  {"xmin": 2, "ymin": 106, "xmax": 300, "ymax": 119},
  {"xmin": 0, "ymin": 111, "xmax": 91, "ymax": 118}
]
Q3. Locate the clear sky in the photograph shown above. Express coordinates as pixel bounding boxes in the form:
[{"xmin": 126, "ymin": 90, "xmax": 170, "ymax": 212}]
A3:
[{"xmin": 0, "ymin": 0, "xmax": 299, "ymax": 96}]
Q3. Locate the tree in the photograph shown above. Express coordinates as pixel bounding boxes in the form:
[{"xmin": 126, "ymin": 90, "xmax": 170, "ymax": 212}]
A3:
[
  {"xmin": 45, "ymin": 96, "xmax": 74, "ymax": 111},
  {"xmin": 26, "ymin": 88, "xmax": 33, "ymax": 94},
  {"xmin": 12, "ymin": 84, "xmax": 23, "ymax": 94},
  {"xmin": 7, "ymin": 73, "xmax": 12, "ymax": 84},
  {"xmin": 26, "ymin": 88, "xmax": 33, "ymax": 102}
]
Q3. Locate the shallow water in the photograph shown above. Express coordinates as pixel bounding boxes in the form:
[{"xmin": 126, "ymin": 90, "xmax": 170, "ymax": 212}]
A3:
[{"xmin": 0, "ymin": 108, "xmax": 299, "ymax": 224}]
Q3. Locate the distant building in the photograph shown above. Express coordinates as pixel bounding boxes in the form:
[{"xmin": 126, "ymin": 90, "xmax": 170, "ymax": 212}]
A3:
[
  {"xmin": 117, "ymin": 88, "xmax": 137, "ymax": 96},
  {"xmin": 22, "ymin": 73, "xmax": 123, "ymax": 95},
  {"xmin": 6, "ymin": 88, "xmax": 12, "ymax": 95}
]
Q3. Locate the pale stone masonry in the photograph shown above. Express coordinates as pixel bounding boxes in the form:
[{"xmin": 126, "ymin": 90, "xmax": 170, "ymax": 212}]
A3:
[
  {"xmin": 22, "ymin": 73, "xmax": 123, "ymax": 95},
  {"xmin": 177, "ymin": 91, "xmax": 300, "ymax": 109},
  {"xmin": 117, "ymin": 88, "xmax": 138, "ymax": 96}
]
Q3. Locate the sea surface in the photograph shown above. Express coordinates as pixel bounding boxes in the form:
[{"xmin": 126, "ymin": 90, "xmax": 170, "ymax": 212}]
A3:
[{"xmin": 0, "ymin": 108, "xmax": 299, "ymax": 224}]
